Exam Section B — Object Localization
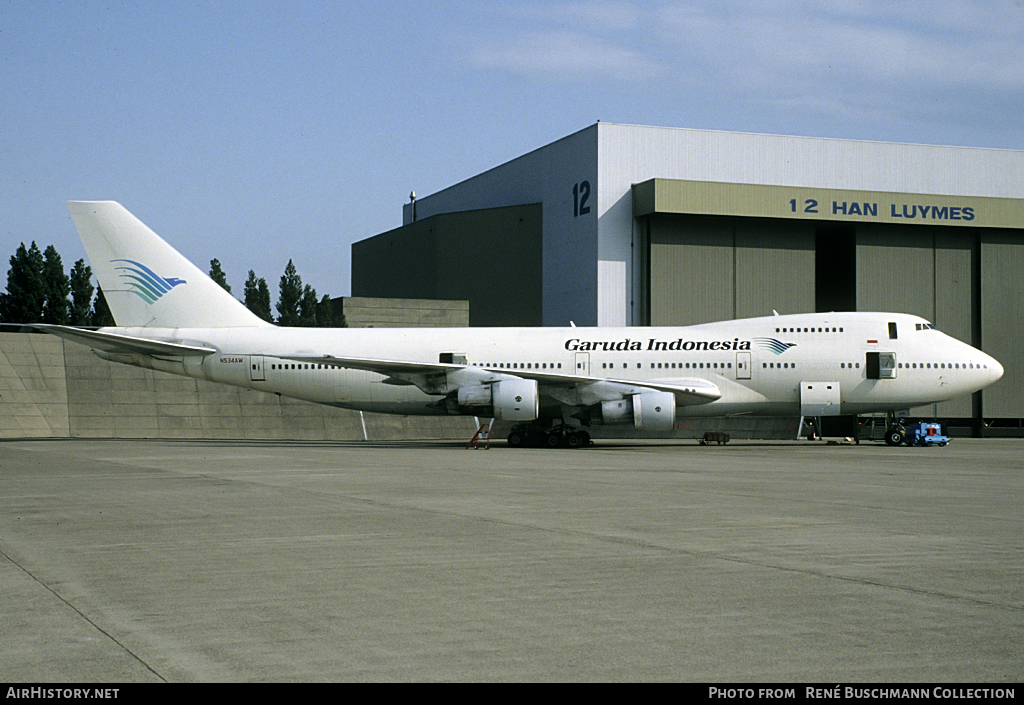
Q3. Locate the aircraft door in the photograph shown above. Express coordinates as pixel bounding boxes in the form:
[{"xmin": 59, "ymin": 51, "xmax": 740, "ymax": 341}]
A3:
[
  {"xmin": 249, "ymin": 355, "xmax": 266, "ymax": 382},
  {"xmin": 574, "ymin": 352, "xmax": 591, "ymax": 376},
  {"xmin": 736, "ymin": 352, "xmax": 751, "ymax": 380},
  {"xmin": 866, "ymin": 351, "xmax": 897, "ymax": 379},
  {"xmin": 800, "ymin": 381, "xmax": 841, "ymax": 416}
]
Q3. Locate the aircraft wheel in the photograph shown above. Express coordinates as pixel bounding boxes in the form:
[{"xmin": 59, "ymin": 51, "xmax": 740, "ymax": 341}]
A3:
[
  {"xmin": 545, "ymin": 433, "xmax": 562, "ymax": 448},
  {"xmin": 885, "ymin": 428, "xmax": 905, "ymax": 446},
  {"xmin": 565, "ymin": 432, "xmax": 583, "ymax": 449},
  {"xmin": 507, "ymin": 430, "xmax": 525, "ymax": 447}
]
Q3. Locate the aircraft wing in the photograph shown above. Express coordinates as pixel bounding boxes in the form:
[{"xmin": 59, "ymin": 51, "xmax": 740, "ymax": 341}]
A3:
[
  {"xmin": 32, "ymin": 325, "xmax": 217, "ymax": 356},
  {"xmin": 283, "ymin": 354, "xmax": 465, "ymax": 378},
  {"xmin": 279, "ymin": 353, "xmax": 721, "ymax": 406}
]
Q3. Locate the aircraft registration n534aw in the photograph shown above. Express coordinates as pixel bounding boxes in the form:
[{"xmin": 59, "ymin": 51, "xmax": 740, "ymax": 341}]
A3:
[{"xmin": 37, "ymin": 201, "xmax": 1004, "ymax": 448}]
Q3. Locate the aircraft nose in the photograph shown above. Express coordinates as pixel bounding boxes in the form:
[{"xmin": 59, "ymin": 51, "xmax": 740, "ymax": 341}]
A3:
[{"xmin": 989, "ymin": 356, "xmax": 1004, "ymax": 384}]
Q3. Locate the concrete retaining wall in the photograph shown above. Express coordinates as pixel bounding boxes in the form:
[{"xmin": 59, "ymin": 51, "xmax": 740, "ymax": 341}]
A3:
[
  {"xmin": 1, "ymin": 332, "xmax": 477, "ymax": 441},
  {"xmin": 339, "ymin": 297, "xmax": 470, "ymax": 329},
  {"xmin": 0, "ymin": 333, "xmax": 70, "ymax": 437},
  {"xmin": 2, "ymin": 332, "xmax": 796, "ymax": 442}
]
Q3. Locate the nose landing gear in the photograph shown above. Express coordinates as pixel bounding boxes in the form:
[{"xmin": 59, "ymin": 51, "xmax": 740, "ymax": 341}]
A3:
[{"xmin": 884, "ymin": 426, "xmax": 907, "ymax": 446}]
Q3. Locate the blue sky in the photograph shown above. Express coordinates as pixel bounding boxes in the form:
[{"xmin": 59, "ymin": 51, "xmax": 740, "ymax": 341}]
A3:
[{"xmin": 3, "ymin": 0, "xmax": 1022, "ymax": 299}]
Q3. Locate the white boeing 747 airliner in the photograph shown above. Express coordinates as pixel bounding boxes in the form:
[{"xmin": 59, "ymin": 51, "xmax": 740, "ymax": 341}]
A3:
[{"xmin": 36, "ymin": 201, "xmax": 1003, "ymax": 448}]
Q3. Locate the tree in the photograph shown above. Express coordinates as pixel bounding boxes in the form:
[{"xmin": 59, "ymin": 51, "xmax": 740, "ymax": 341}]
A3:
[
  {"xmin": 316, "ymin": 294, "xmax": 347, "ymax": 328},
  {"xmin": 209, "ymin": 259, "xmax": 231, "ymax": 293},
  {"xmin": 41, "ymin": 245, "xmax": 70, "ymax": 324},
  {"xmin": 275, "ymin": 260, "xmax": 302, "ymax": 327},
  {"xmin": 299, "ymin": 284, "xmax": 318, "ymax": 327},
  {"xmin": 0, "ymin": 241, "xmax": 45, "ymax": 323},
  {"xmin": 91, "ymin": 286, "xmax": 115, "ymax": 326},
  {"xmin": 69, "ymin": 259, "xmax": 95, "ymax": 326},
  {"xmin": 243, "ymin": 270, "xmax": 274, "ymax": 323}
]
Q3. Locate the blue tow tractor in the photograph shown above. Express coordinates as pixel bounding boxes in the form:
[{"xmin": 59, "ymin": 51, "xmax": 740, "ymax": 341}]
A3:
[{"xmin": 896, "ymin": 422, "xmax": 950, "ymax": 447}]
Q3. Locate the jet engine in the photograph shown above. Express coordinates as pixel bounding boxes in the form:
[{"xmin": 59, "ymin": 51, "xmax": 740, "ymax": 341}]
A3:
[
  {"xmin": 595, "ymin": 391, "xmax": 676, "ymax": 432},
  {"xmin": 455, "ymin": 378, "xmax": 539, "ymax": 421}
]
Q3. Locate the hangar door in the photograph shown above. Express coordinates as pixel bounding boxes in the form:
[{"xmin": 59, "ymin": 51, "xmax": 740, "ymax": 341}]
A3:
[{"xmin": 645, "ymin": 215, "xmax": 816, "ymax": 326}]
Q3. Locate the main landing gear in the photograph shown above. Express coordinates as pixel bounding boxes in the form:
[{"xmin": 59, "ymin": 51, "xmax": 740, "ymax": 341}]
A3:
[{"xmin": 506, "ymin": 422, "xmax": 591, "ymax": 449}]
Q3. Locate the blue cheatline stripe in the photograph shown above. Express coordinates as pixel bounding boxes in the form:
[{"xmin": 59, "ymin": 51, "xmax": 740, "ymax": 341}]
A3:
[
  {"xmin": 118, "ymin": 272, "xmax": 164, "ymax": 299},
  {"xmin": 124, "ymin": 281, "xmax": 159, "ymax": 303},
  {"xmin": 110, "ymin": 259, "xmax": 186, "ymax": 304},
  {"xmin": 754, "ymin": 338, "xmax": 797, "ymax": 355},
  {"xmin": 113, "ymin": 259, "xmax": 171, "ymax": 293},
  {"xmin": 114, "ymin": 268, "xmax": 163, "ymax": 302}
]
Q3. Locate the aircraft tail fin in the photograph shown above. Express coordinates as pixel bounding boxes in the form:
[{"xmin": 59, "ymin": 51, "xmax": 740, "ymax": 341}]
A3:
[{"xmin": 67, "ymin": 201, "xmax": 272, "ymax": 329}]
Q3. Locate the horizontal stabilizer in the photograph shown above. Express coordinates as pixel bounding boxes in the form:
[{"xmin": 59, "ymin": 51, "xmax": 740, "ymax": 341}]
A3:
[{"xmin": 33, "ymin": 325, "xmax": 216, "ymax": 356}]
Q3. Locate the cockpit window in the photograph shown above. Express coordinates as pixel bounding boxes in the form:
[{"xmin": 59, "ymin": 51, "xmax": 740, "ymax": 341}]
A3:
[{"xmin": 915, "ymin": 323, "xmax": 939, "ymax": 331}]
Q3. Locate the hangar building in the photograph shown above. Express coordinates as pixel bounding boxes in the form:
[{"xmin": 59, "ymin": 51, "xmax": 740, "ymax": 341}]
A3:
[{"xmin": 352, "ymin": 123, "xmax": 1024, "ymax": 425}]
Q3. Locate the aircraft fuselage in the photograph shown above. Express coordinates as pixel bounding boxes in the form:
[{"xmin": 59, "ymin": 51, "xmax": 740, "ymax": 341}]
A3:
[{"xmin": 96, "ymin": 311, "xmax": 1002, "ymax": 420}]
